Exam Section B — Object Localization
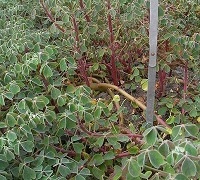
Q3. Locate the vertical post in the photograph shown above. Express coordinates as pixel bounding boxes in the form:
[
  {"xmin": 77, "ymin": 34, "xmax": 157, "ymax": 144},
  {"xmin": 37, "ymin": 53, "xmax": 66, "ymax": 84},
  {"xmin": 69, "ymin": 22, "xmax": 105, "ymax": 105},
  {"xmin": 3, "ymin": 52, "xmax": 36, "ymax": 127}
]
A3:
[{"xmin": 146, "ymin": 0, "xmax": 159, "ymax": 126}]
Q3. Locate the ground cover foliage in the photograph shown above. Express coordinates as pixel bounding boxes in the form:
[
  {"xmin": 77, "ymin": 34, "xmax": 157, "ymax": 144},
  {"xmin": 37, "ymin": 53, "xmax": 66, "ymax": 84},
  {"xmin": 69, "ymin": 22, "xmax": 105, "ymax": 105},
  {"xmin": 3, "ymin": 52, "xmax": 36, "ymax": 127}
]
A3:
[{"xmin": 0, "ymin": 0, "xmax": 199, "ymax": 179}]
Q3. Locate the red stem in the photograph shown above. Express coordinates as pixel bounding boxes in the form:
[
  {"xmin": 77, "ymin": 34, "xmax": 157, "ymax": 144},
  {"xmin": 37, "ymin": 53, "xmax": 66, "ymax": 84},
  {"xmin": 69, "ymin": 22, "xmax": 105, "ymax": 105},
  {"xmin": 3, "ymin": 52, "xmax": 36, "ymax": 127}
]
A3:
[
  {"xmin": 78, "ymin": 119, "xmax": 102, "ymax": 136},
  {"xmin": 71, "ymin": 15, "xmax": 90, "ymax": 86},
  {"xmin": 158, "ymin": 69, "xmax": 166, "ymax": 97},
  {"xmin": 182, "ymin": 61, "xmax": 188, "ymax": 114},
  {"xmin": 115, "ymin": 151, "xmax": 130, "ymax": 158},
  {"xmin": 107, "ymin": 0, "xmax": 118, "ymax": 86},
  {"xmin": 72, "ymin": 16, "xmax": 80, "ymax": 48},
  {"xmin": 40, "ymin": 0, "xmax": 65, "ymax": 33},
  {"xmin": 78, "ymin": 119, "xmax": 144, "ymax": 140},
  {"xmin": 53, "ymin": 146, "xmax": 76, "ymax": 156},
  {"xmin": 79, "ymin": 0, "xmax": 91, "ymax": 22}
]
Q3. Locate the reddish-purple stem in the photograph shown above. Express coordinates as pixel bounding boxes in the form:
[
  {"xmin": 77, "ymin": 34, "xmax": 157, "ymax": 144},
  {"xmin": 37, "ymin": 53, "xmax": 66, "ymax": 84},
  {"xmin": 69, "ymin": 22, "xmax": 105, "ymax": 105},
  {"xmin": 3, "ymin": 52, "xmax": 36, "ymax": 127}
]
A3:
[
  {"xmin": 107, "ymin": 0, "xmax": 118, "ymax": 86},
  {"xmin": 158, "ymin": 69, "xmax": 166, "ymax": 97},
  {"xmin": 53, "ymin": 146, "xmax": 76, "ymax": 156},
  {"xmin": 40, "ymin": 0, "xmax": 65, "ymax": 33},
  {"xmin": 72, "ymin": 16, "xmax": 80, "ymax": 48},
  {"xmin": 72, "ymin": 16, "xmax": 90, "ymax": 86},
  {"xmin": 115, "ymin": 152, "xmax": 130, "ymax": 158},
  {"xmin": 182, "ymin": 61, "xmax": 188, "ymax": 114},
  {"xmin": 79, "ymin": 0, "xmax": 91, "ymax": 22}
]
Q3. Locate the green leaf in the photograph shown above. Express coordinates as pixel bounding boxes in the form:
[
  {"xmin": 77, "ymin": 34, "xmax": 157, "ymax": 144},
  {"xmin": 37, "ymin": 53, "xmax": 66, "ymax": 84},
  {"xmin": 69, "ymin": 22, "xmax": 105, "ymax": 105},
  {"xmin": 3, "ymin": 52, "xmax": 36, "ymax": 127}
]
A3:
[
  {"xmin": 58, "ymin": 165, "xmax": 71, "ymax": 177},
  {"xmin": 9, "ymin": 83, "xmax": 20, "ymax": 94},
  {"xmin": 67, "ymin": 57, "xmax": 75, "ymax": 64},
  {"xmin": 127, "ymin": 12, "xmax": 133, "ymax": 21},
  {"xmin": 175, "ymin": 174, "xmax": 189, "ymax": 180},
  {"xmin": 127, "ymin": 145, "xmax": 139, "ymax": 155},
  {"xmin": 181, "ymin": 157, "xmax": 196, "ymax": 177},
  {"xmin": 33, "ymin": 43, "xmax": 40, "ymax": 53},
  {"xmin": 119, "ymin": 0, "xmax": 127, "ymax": 5},
  {"xmin": 109, "ymin": 114, "xmax": 118, "ymax": 122},
  {"xmin": 43, "ymin": 136, "xmax": 49, "ymax": 146},
  {"xmin": 6, "ymin": 113, "xmax": 17, "ymax": 127},
  {"xmin": 0, "ymin": 122, "xmax": 7, "ymax": 128},
  {"xmin": 21, "ymin": 141, "xmax": 34, "ymax": 152},
  {"xmin": 189, "ymin": 107, "xmax": 198, "ymax": 117},
  {"xmin": 94, "ymin": 107, "xmax": 101, "ymax": 119},
  {"xmin": 163, "ymin": 163, "xmax": 175, "ymax": 174},
  {"xmin": 166, "ymin": 116, "xmax": 175, "ymax": 124},
  {"xmin": 107, "ymin": 137, "xmax": 118, "ymax": 146},
  {"xmin": 51, "ymin": 87, "xmax": 61, "ymax": 99},
  {"xmin": 104, "ymin": 151, "xmax": 115, "ymax": 160},
  {"xmin": 80, "ymin": 44, "xmax": 87, "ymax": 53},
  {"xmin": 113, "ymin": 165, "xmax": 122, "ymax": 180},
  {"xmin": 10, "ymin": 54, "xmax": 17, "ymax": 63},
  {"xmin": 37, "ymin": 96, "xmax": 49, "ymax": 105},
  {"xmin": 84, "ymin": 112, "xmax": 93, "ymax": 122},
  {"xmin": 166, "ymin": 153, "xmax": 174, "ymax": 165},
  {"xmin": 66, "ymin": 119, "xmax": 76, "ymax": 129},
  {"xmin": 23, "ymin": 166, "xmax": 36, "ymax": 180},
  {"xmin": 158, "ymin": 6, "xmax": 164, "ymax": 17},
  {"xmin": 137, "ymin": 152, "xmax": 146, "ymax": 167},
  {"xmin": 79, "ymin": 168, "xmax": 90, "ymax": 176},
  {"xmin": 185, "ymin": 143, "xmax": 197, "ymax": 156},
  {"xmin": 148, "ymin": 150, "xmax": 165, "ymax": 168},
  {"xmin": 40, "ymin": 52, "xmax": 49, "ymax": 61},
  {"xmin": 117, "ymin": 135, "xmax": 129, "ymax": 142},
  {"xmin": 133, "ymin": 68, "xmax": 140, "ymax": 76},
  {"xmin": 98, "ymin": 48, "xmax": 105, "ymax": 57},
  {"xmin": 75, "ymin": 175, "xmax": 85, "ymax": 180},
  {"xmin": 171, "ymin": 125, "xmax": 182, "ymax": 140},
  {"xmin": 18, "ymin": 99, "xmax": 26, "ymax": 110},
  {"xmin": 21, "ymin": 125, "xmax": 31, "ymax": 134},
  {"xmin": 0, "ymin": 95, "xmax": 5, "ymax": 106},
  {"xmin": 4, "ymin": 74, "xmax": 12, "ymax": 83},
  {"xmin": 0, "ymin": 175, "xmax": 6, "ymax": 180},
  {"xmin": 90, "ymin": 154, "xmax": 104, "ymax": 166},
  {"xmin": 73, "ymin": 143, "xmax": 84, "ymax": 154},
  {"xmin": 59, "ymin": 118, "xmax": 66, "ymax": 129},
  {"xmin": 158, "ymin": 142, "xmax": 169, "ymax": 156},
  {"xmin": 4, "ymin": 92, "xmax": 14, "ymax": 100},
  {"xmin": 184, "ymin": 124, "xmax": 199, "ymax": 137},
  {"xmin": 140, "ymin": 171, "xmax": 152, "ymax": 179},
  {"xmin": 24, "ymin": 157, "xmax": 34, "ymax": 164},
  {"xmin": 143, "ymin": 127, "xmax": 157, "ymax": 145},
  {"xmin": 11, "ymin": 167, "xmax": 20, "ymax": 178},
  {"xmin": 62, "ymin": 14, "xmax": 69, "ymax": 22},
  {"xmin": 60, "ymin": 58, "xmax": 67, "ymax": 71},
  {"xmin": 7, "ymin": 131, "xmax": 17, "ymax": 142},
  {"xmin": 36, "ymin": 95, "xmax": 49, "ymax": 109},
  {"xmin": 57, "ymin": 96, "xmax": 66, "ymax": 107},
  {"xmin": 128, "ymin": 158, "xmax": 141, "ymax": 177},
  {"xmin": 67, "ymin": 114, "xmax": 77, "ymax": 122},
  {"xmin": 0, "ymin": 154, "xmax": 9, "ymax": 170},
  {"xmin": 45, "ymin": 46, "xmax": 54, "ymax": 56},
  {"xmin": 141, "ymin": 79, "xmax": 148, "ymax": 91},
  {"xmin": 92, "ymin": 166, "xmax": 104, "ymax": 179},
  {"xmin": 14, "ymin": 143, "xmax": 20, "ymax": 155},
  {"xmin": 88, "ymin": 25, "xmax": 98, "ymax": 35},
  {"xmin": 43, "ymin": 65, "xmax": 53, "ymax": 78},
  {"xmin": 95, "ymin": 137, "xmax": 104, "ymax": 147},
  {"xmin": 170, "ymin": 36, "xmax": 176, "ymax": 45}
]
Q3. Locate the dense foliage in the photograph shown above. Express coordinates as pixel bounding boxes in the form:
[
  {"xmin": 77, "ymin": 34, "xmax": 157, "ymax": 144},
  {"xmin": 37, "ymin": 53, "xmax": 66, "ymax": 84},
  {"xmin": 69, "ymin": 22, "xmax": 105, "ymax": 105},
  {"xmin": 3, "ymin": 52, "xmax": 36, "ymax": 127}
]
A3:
[{"xmin": 0, "ymin": 0, "xmax": 199, "ymax": 179}]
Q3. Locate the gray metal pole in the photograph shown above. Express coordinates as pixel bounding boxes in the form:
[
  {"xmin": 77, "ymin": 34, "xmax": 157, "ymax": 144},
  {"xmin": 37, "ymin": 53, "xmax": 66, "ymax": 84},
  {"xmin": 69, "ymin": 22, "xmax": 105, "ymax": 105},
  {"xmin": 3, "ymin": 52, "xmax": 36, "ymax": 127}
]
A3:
[{"xmin": 146, "ymin": 0, "xmax": 159, "ymax": 126}]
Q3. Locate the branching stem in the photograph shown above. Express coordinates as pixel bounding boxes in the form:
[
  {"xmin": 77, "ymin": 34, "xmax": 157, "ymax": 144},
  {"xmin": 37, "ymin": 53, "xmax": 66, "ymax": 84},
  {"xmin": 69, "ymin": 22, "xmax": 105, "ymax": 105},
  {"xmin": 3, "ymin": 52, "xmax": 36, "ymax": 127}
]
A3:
[{"xmin": 40, "ymin": 0, "xmax": 65, "ymax": 33}]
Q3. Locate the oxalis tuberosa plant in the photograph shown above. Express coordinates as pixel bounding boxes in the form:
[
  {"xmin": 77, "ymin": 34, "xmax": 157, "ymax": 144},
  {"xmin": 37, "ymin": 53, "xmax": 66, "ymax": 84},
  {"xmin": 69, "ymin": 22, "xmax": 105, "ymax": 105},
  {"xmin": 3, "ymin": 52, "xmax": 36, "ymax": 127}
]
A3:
[{"xmin": 0, "ymin": 0, "xmax": 199, "ymax": 179}]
